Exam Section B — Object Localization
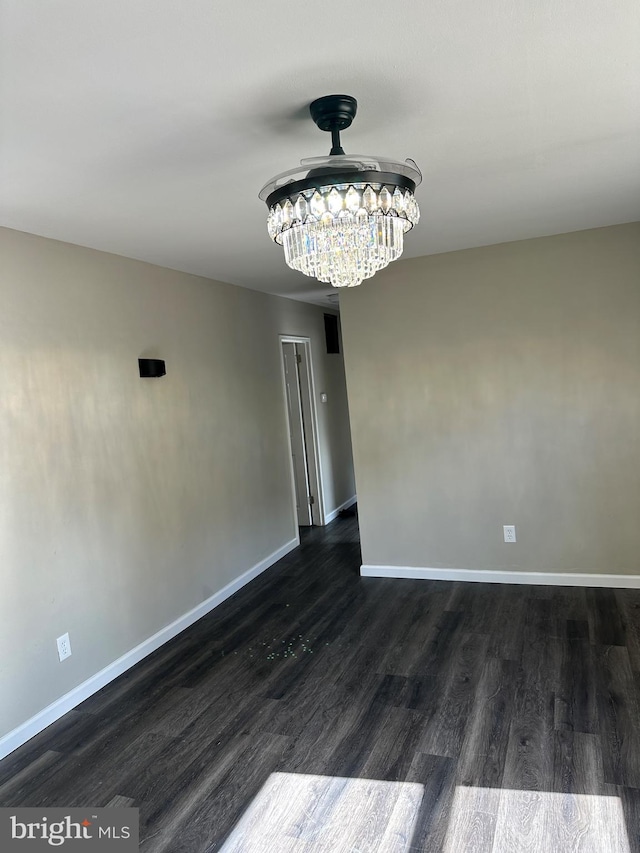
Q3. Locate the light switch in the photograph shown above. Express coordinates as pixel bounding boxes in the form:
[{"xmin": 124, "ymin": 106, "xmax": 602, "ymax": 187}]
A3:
[{"xmin": 320, "ymin": 393, "xmax": 328, "ymax": 403}]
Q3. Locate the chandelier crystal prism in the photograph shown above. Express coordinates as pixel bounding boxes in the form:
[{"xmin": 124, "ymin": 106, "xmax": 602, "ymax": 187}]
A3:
[{"xmin": 259, "ymin": 95, "xmax": 421, "ymax": 288}]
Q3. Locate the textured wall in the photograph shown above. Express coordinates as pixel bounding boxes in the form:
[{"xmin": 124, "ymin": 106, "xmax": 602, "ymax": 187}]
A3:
[
  {"xmin": 340, "ymin": 223, "xmax": 640, "ymax": 573},
  {"xmin": 0, "ymin": 228, "xmax": 354, "ymax": 739}
]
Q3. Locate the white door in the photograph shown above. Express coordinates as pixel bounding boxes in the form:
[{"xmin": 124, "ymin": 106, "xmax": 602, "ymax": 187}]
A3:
[{"xmin": 282, "ymin": 342, "xmax": 313, "ymax": 526}]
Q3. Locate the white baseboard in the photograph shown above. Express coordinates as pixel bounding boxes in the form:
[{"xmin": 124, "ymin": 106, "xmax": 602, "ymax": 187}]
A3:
[
  {"xmin": 0, "ymin": 536, "xmax": 299, "ymax": 762},
  {"xmin": 324, "ymin": 495, "xmax": 357, "ymax": 525},
  {"xmin": 360, "ymin": 564, "xmax": 640, "ymax": 588}
]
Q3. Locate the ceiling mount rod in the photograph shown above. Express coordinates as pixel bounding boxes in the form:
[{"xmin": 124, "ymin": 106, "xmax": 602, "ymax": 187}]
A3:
[
  {"xmin": 309, "ymin": 94, "xmax": 358, "ymax": 156},
  {"xmin": 330, "ymin": 127, "xmax": 344, "ymax": 156}
]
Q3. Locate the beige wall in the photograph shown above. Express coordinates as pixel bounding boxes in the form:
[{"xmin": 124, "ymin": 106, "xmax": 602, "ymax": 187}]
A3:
[
  {"xmin": 0, "ymin": 227, "xmax": 355, "ymax": 741},
  {"xmin": 340, "ymin": 223, "xmax": 640, "ymax": 574}
]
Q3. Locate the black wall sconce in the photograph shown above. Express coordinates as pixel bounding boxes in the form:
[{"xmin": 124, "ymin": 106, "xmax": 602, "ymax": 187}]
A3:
[{"xmin": 138, "ymin": 358, "xmax": 166, "ymax": 378}]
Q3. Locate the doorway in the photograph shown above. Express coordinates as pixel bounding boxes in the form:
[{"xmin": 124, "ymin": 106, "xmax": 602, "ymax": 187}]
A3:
[{"xmin": 281, "ymin": 338, "xmax": 323, "ymax": 527}]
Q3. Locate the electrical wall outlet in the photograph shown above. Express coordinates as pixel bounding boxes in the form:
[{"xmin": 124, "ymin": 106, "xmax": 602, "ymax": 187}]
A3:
[
  {"xmin": 503, "ymin": 525, "xmax": 517, "ymax": 543},
  {"xmin": 56, "ymin": 632, "xmax": 72, "ymax": 661}
]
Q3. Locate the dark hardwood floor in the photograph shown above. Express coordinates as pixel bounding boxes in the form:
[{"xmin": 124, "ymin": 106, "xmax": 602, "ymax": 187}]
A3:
[{"xmin": 2, "ymin": 511, "xmax": 640, "ymax": 851}]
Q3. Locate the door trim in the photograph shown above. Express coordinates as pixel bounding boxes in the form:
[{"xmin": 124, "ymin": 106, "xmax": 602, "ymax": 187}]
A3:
[{"xmin": 279, "ymin": 335, "xmax": 325, "ymax": 527}]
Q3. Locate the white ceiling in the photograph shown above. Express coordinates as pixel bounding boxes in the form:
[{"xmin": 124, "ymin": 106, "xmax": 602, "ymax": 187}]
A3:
[{"xmin": 2, "ymin": 0, "xmax": 639, "ymax": 306}]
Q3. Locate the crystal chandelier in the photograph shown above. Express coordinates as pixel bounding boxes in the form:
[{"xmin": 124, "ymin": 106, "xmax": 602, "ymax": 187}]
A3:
[{"xmin": 259, "ymin": 95, "xmax": 421, "ymax": 288}]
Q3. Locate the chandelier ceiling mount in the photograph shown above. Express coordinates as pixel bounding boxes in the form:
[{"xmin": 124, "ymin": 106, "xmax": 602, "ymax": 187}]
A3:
[{"xmin": 308, "ymin": 94, "xmax": 358, "ymax": 155}]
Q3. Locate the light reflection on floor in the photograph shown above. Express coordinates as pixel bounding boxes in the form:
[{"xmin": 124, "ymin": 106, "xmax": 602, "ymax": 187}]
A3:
[
  {"xmin": 443, "ymin": 786, "xmax": 630, "ymax": 853},
  {"xmin": 219, "ymin": 774, "xmax": 631, "ymax": 852},
  {"xmin": 219, "ymin": 772, "xmax": 424, "ymax": 852}
]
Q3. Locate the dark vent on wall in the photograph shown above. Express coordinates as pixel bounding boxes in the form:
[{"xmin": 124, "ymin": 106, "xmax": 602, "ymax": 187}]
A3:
[{"xmin": 324, "ymin": 314, "xmax": 340, "ymax": 354}]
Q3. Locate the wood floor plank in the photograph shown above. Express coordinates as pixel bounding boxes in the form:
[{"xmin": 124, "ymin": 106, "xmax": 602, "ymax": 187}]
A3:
[
  {"xmin": 0, "ymin": 750, "xmax": 62, "ymax": 802},
  {"xmin": 359, "ymin": 705, "xmax": 427, "ymax": 783},
  {"xmin": 460, "ymin": 583, "xmax": 504, "ymax": 636},
  {"xmin": 499, "ymin": 630, "xmax": 563, "ymax": 794},
  {"xmin": 594, "ymin": 644, "xmax": 640, "ymax": 788},
  {"xmin": 374, "ymin": 584, "xmax": 446, "ymax": 678},
  {"xmin": 587, "ymin": 588, "xmax": 627, "ymax": 647},
  {"xmin": 456, "ymin": 658, "xmax": 518, "ymax": 789},
  {"xmin": 0, "ymin": 710, "xmax": 87, "ymax": 785},
  {"xmin": 616, "ymin": 590, "xmax": 640, "ymax": 674},
  {"xmin": 485, "ymin": 590, "xmax": 526, "ymax": 662},
  {"xmin": 441, "ymin": 784, "xmax": 500, "ymax": 853},
  {"xmin": 615, "ymin": 786, "xmax": 640, "ymax": 853},
  {"xmin": 554, "ymin": 638, "xmax": 598, "ymax": 734},
  {"xmin": 491, "ymin": 786, "xmax": 630, "ymax": 853},
  {"xmin": 553, "ymin": 730, "xmax": 605, "ymax": 796},
  {"xmin": 404, "ymin": 752, "xmax": 457, "ymax": 852},
  {"xmin": 548, "ymin": 587, "xmax": 589, "ymax": 622},
  {"xmin": 105, "ymin": 794, "xmax": 136, "ymax": 808},
  {"xmin": 418, "ymin": 632, "xmax": 490, "ymax": 759},
  {"xmin": 318, "ymin": 673, "xmax": 416, "ymax": 779}
]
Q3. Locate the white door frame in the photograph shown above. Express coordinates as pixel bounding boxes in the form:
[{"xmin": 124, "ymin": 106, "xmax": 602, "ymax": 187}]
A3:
[
  {"xmin": 279, "ymin": 335, "xmax": 325, "ymax": 527},
  {"xmin": 282, "ymin": 341, "xmax": 313, "ymax": 526}
]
